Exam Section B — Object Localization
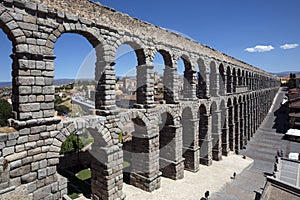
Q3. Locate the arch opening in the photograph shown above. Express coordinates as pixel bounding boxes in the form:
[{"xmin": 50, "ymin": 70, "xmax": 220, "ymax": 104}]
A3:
[
  {"xmin": 197, "ymin": 58, "xmax": 207, "ymax": 98},
  {"xmin": 115, "ymin": 44, "xmax": 138, "ymax": 109},
  {"xmin": 0, "ymin": 28, "xmax": 13, "ymax": 130},
  {"xmin": 199, "ymin": 105, "xmax": 210, "ymax": 165},
  {"xmin": 54, "ymin": 33, "xmax": 96, "ymax": 118},
  {"xmin": 178, "ymin": 57, "xmax": 194, "ymax": 100}
]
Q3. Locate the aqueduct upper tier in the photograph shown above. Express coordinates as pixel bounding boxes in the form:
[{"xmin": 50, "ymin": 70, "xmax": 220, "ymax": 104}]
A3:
[{"xmin": 0, "ymin": 0, "xmax": 280, "ymax": 199}]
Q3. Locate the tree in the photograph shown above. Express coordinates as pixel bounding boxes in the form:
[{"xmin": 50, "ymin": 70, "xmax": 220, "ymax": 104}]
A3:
[
  {"xmin": 288, "ymin": 73, "xmax": 296, "ymax": 89},
  {"xmin": 60, "ymin": 134, "xmax": 84, "ymax": 154},
  {"xmin": 0, "ymin": 99, "xmax": 12, "ymax": 127},
  {"xmin": 55, "ymin": 105, "xmax": 70, "ymax": 116}
]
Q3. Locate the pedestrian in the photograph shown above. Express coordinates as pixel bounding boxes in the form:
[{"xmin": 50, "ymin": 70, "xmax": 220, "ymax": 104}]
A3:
[
  {"xmin": 275, "ymin": 155, "xmax": 278, "ymax": 163},
  {"xmin": 232, "ymin": 172, "xmax": 236, "ymax": 179},
  {"xmin": 277, "ymin": 149, "xmax": 281, "ymax": 157},
  {"xmin": 274, "ymin": 163, "xmax": 278, "ymax": 172},
  {"xmin": 205, "ymin": 190, "xmax": 210, "ymax": 199}
]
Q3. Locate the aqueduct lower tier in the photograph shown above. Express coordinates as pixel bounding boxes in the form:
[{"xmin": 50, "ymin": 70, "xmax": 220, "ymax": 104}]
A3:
[{"xmin": 0, "ymin": 0, "xmax": 280, "ymax": 199}]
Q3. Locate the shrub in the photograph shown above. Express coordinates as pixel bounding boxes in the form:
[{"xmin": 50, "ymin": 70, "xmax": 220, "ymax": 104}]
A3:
[
  {"xmin": 0, "ymin": 99, "xmax": 12, "ymax": 127},
  {"xmin": 60, "ymin": 134, "xmax": 84, "ymax": 154}
]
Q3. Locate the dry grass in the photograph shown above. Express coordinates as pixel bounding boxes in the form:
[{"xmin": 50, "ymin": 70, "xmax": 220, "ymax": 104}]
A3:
[{"xmin": 0, "ymin": 126, "xmax": 16, "ymax": 133}]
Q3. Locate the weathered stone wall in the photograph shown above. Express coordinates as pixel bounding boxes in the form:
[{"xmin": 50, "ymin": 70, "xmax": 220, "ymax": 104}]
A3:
[{"xmin": 0, "ymin": 0, "xmax": 281, "ymax": 199}]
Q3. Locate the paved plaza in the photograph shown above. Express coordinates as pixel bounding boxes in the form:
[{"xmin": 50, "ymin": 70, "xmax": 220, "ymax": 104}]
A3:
[{"xmin": 123, "ymin": 154, "xmax": 253, "ymax": 200}]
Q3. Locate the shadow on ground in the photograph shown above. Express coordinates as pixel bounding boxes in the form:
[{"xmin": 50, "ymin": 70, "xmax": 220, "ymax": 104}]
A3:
[{"xmin": 273, "ymin": 103, "xmax": 289, "ymax": 133}]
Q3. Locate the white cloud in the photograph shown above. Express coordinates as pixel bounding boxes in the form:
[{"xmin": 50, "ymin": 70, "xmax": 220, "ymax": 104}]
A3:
[
  {"xmin": 280, "ymin": 43, "xmax": 299, "ymax": 50},
  {"xmin": 245, "ymin": 45, "xmax": 275, "ymax": 53}
]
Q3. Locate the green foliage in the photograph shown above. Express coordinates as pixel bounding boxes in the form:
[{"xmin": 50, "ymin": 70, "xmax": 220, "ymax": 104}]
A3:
[
  {"xmin": 76, "ymin": 168, "xmax": 91, "ymax": 181},
  {"xmin": 118, "ymin": 132, "xmax": 123, "ymax": 143},
  {"xmin": 288, "ymin": 73, "xmax": 297, "ymax": 89},
  {"xmin": 54, "ymin": 96, "xmax": 63, "ymax": 105},
  {"xmin": 60, "ymin": 134, "xmax": 84, "ymax": 154},
  {"xmin": 55, "ymin": 105, "xmax": 70, "ymax": 116},
  {"xmin": 0, "ymin": 99, "xmax": 12, "ymax": 127}
]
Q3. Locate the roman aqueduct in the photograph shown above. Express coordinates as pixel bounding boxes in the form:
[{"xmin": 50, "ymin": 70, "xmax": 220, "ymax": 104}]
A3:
[{"xmin": 0, "ymin": 0, "xmax": 280, "ymax": 199}]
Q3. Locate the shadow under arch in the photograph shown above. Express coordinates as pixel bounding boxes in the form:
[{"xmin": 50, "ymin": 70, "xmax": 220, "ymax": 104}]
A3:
[
  {"xmin": 181, "ymin": 106, "xmax": 198, "ymax": 171},
  {"xmin": 198, "ymin": 104, "xmax": 211, "ymax": 165},
  {"xmin": 49, "ymin": 116, "xmax": 122, "ymax": 199},
  {"xmin": 159, "ymin": 111, "xmax": 184, "ymax": 180}
]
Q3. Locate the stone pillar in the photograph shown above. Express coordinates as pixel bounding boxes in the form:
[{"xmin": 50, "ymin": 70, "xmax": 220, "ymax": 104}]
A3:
[
  {"xmin": 222, "ymin": 107, "xmax": 230, "ymax": 156},
  {"xmin": 205, "ymin": 66, "xmax": 211, "ymax": 98},
  {"xmin": 248, "ymin": 111, "xmax": 252, "ymax": 139},
  {"xmin": 130, "ymin": 125, "xmax": 161, "ymax": 192},
  {"xmin": 252, "ymin": 99, "xmax": 257, "ymax": 134},
  {"xmin": 183, "ymin": 68, "xmax": 197, "ymax": 100},
  {"xmin": 11, "ymin": 52, "xmax": 56, "ymax": 121},
  {"xmin": 164, "ymin": 67, "xmax": 179, "ymax": 103},
  {"xmin": 95, "ymin": 60, "xmax": 116, "ymax": 114},
  {"xmin": 239, "ymin": 101, "xmax": 245, "ymax": 149},
  {"xmin": 243, "ymin": 102, "xmax": 249, "ymax": 145},
  {"xmin": 197, "ymin": 71, "xmax": 207, "ymax": 99},
  {"xmin": 182, "ymin": 118, "xmax": 200, "ymax": 172},
  {"xmin": 90, "ymin": 145, "xmax": 125, "ymax": 200},
  {"xmin": 199, "ymin": 114, "xmax": 212, "ymax": 166},
  {"xmin": 227, "ymin": 75, "xmax": 232, "ymax": 94},
  {"xmin": 228, "ymin": 105, "xmax": 235, "ymax": 151},
  {"xmin": 234, "ymin": 103, "xmax": 240, "ymax": 154},
  {"xmin": 221, "ymin": 73, "xmax": 227, "ymax": 96},
  {"xmin": 159, "ymin": 124, "xmax": 184, "ymax": 180},
  {"xmin": 136, "ymin": 64, "xmax": 155, "ymax": 108},
  {"xmin": 212, "ymin": 110, "xmax": 222, "ymax": 161}
]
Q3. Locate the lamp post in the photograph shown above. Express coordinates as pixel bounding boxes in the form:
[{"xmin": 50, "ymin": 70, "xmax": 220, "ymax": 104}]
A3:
[{"xmin": 76, "ymin": 131, "xmax": 83, "ymax": 167}]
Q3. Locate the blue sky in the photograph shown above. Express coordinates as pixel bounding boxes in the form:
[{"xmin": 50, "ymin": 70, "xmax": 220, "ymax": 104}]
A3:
[{"xmin": 0, "ymin": 0, "xmax": 299, "ymax": 82}]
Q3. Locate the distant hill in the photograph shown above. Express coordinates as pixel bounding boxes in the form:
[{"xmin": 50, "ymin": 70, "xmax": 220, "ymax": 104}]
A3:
[
  {"xmin": 0, "ymin": 79, "xmax": 77, "ymax": 88},
  {"xmin": 0, "ymin": 81, "xmax": 11, "ymax": 88},
  {"xmin": 54, "ymin": 79, "xmax": 75, "ymax": 86},
  {"xmin": 271, "ymin": 71, "xmax": 300, "ymax": 77}
]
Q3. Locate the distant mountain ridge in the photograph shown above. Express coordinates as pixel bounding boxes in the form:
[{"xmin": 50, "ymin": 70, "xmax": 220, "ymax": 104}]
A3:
[{"xmin": 271, "ymin": 71, "xmax": 300, "ymax": 77}]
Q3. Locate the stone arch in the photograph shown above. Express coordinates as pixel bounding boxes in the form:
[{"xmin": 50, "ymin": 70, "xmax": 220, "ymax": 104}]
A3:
[
  {"xmin": 232, "ymin": 97, "xmax": 240, "ymax": 153},
  {"xmin": 117, "ymin": 110, "xmax": 150, "ymax": 131},
  {"xmin": 211, "ymin": 101, "xmax": 222, "ymax": 161},
  {"xmin": 114, "ymin": 36, "xmax": 146, "ymax": 66},
  {"xmin": 238, "ymin": 95, "xmax": 244, "ymax": 149},
  {"xmin": 209, "ymin": 61, "xmax": 218, "ymax": 97},
  {"xmin": 226, "ymin": 66, "xmax": 232, "ymax": 94},
  {"xmin": 219, "ymin": 63, "xmax": 226, "ymax": 96},
  {"xmin": 48, "ymin": 25, "xmax": 117, "ymax": 113},
  {"xmin": 156, "ymin": 106, "xmax": 179, "ymax": 126},
  {"xmin": 227, "ymin": 98, "xmax": 234, "ymax": 151},
  {"xmin": 232, "ymin": 67, "xmax": 237, "ymax": 93},
  {"xmin": 197, "ymin": 57, "xmax": 207, "ymax": 98},
  {"xmin": 242, "ymin": 70, "xmax": 245, "ymax": 86},
  {"xmin": 0, "ymin": 10, "xmax": 23, "ymax": 46},
  {"xmin": 48, "ymin": 117, "xmax": 121, "ymax": 200},
  {"xmin": 181, "ymin": 106, "xmax": 198, "ymax": 171},
  {"xmin": 46, "ymin": 23, "xmax": 105, "ymax": 54},
  {"xmin": 176, "ymin": 54, "xmax": 195, "ymax": 99},
  {"xmin": 237, "ymin": 68, "xmax": 242, "ymax": 86},
  {"xmin": 198, "ymin": 104, "xmax": 211, "ymax": 165},
  {"xmin": 154, "ymin": 49, "xmax": 176, "ymax": 103},
  {"xmin": 159, "ymin": 111, "xmax": 184, "ymax": 179},
  {"xmin": 113, "ymin": 36, "xmax": 148, "ymax": 106},
  {"xmin": 220, "ymin": 99, "xmax": 229, "ymax": 156},
  {"xmin": 0, "ymin": 10, "xmax": 25, "ymax": 121}
]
